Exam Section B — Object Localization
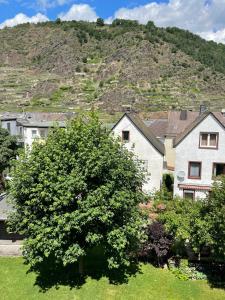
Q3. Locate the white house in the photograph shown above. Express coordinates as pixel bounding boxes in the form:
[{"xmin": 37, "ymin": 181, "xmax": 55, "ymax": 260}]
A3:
[
  {"xmin": 0, "ymin": 112, "xmax": 74, "ymax": 148},
  {"xmin": 16, "ymin": 119, "xmax": 65, "ymax": 148},
  {"xmin": 112, "ymin": 113, "xmax": 165, "ymax": 194},
  {"xmin": 0, "ymin": 113, "xmax": 23, "ymax": 136},
  {"xmin": 173, "ymin": 112, "xmax": 225, "ymax": 199}
]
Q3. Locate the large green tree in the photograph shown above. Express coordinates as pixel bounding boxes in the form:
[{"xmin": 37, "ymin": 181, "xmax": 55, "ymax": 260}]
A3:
[
  {"xmin": 8, "ymin": 114, "xmax": 146, "ymax": 271},
  {"xmin": 0, "ymin": 127, "xmax": 18, "ymax": 190},
  {"xmin": 205, "ymin": 177, "xmax": 225, "ymax": 260}
]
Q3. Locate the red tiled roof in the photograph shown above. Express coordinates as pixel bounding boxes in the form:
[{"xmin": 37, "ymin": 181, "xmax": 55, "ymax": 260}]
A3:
[{"xmin": 178, "ymin": 184, "xmax": 211, "ymax": 191}]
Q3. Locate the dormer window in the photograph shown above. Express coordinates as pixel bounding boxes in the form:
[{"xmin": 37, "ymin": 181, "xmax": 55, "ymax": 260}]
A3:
[
  {"xmin": 122, "ymin": 131, "xmax": 130, "ymax": 142},
  {"xmin": 199, "ymin": 132, "xmax": 218, "ymax": 149}
]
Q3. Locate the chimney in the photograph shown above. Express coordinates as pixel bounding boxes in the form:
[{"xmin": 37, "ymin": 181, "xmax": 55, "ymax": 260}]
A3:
[
  {"xmin": 199, "ymin": 104, "xmax": 207, "ymax": 115},
  {"xmin": 180, "ymin": 110, "xmax": 187, "ymax": 120}
]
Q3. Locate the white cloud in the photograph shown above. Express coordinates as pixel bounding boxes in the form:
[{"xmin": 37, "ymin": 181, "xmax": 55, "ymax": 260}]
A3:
[
  {"xmin": 109, "ymin": 0, "xmax": 225, "ymax": 44},
  {"xmin": 200, "ymin": 29, "xmax": 225, "ymax": 43},
  {"xmin": 0, "ymin": 13, "xmax": 49, "ymax": 29},
  {"xmin": 59, "ymin": 4, "xmax": 98, "ymax": 22},
  {"xmin": 35, "ymin": 0, "xmax": 71, "ymax": 10}
]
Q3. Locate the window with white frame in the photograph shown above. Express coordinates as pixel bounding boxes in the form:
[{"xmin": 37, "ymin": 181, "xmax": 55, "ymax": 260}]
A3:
[
  {"xmin": 31, "ymin": 130, "xmax": 38, "ymax": 138},
  {"xmin": 183, "ymin": 190, "xmax": 195, "ymax": 200},
  {"xmin": 199, "ymin": 132, "xmax": 218, "ymax": 149}
]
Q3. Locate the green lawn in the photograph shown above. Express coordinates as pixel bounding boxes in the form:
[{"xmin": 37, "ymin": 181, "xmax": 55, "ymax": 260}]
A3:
[{"xmin": 0, "ymin": 257, "xmax": 224, "ymax": 300}]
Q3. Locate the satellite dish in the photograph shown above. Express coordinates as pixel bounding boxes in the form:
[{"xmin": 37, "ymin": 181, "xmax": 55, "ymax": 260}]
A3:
[{"xmin": 177, "ymin": 171, "xmax": 185, "ymax": 182}]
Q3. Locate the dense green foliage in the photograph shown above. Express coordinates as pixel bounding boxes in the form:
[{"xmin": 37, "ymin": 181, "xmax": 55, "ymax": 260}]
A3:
[
  {"xmin": 205, "ymin": 177, "xmax": 225, "ymax": 260},
  {"xmin": 8, "ymin": 114, "xmax": 146, "ymax": 269},
  {"xmin": 96, "ymin": 18, "xmax": 104, "ymax": 27},
  {"xmin": 159, "ymin": 198, "xmax": 210, "ymax": 257},
  {"xmin": 159, "ymin": 178, "xmax": 225, "ymax": 261},
  {"xmin": 161, "ymin": 27, "xmax": 225, "ymax": 74},
  {"xmin": 0, "ymin": 127, "xmax": 18, "ymax": 190}
]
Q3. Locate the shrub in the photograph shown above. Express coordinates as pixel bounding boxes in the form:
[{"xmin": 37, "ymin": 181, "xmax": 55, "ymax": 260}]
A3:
[
  {"xmin": 159, "ymin": 198, "xmax": 211, "ymax": 258},
  {"xmin": 138, "ymin": 221, "xmax": 173, "ymax": 267},
  {"xmin": 169, "ymin": 259, "xmax": 207, "ymax": 281},
  {"xmin": 96, "ymin": 18, "xmax": 104, "ymax": 27}
]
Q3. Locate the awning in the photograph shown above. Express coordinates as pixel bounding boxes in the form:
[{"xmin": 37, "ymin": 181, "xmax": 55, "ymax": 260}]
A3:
[{"xmin": 178, "ymin": 184, "xmax": 211, "ymax": 191}]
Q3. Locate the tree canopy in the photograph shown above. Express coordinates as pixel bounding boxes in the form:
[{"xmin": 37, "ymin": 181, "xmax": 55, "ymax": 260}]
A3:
[
  {"xmin": 159, "ymin": 178, "xmax": 225, "ymax": 261},
  {"xmin": 205, "ymin": 177, "xmax": 225, "ymax": 260},
  {"xmin": 8, "ymin": 114, "xmax": 147, "ymax": 270},
  {"xmin": 0, "ymin": 127, "xmax": 18, "ymax": 190}
]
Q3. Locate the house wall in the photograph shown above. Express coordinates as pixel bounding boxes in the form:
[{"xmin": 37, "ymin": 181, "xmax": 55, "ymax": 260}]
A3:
[
  {"xmin": 164, "ymin": 137, "xmax": 176, "ymax": 170},
  {"xmin": 112, "ymin": 115, "xmax": 164, "ymax": 194},
  {"xmin": 1, "ymin": 120, "xmax": 18, "ymax": 136},
  {"xmin": 23, "ymin": 127, "xmax": 48, "ymax": 147},
  {"xmin": 174, "ymin": 114, "xmax": 225, "ymax": 199}
]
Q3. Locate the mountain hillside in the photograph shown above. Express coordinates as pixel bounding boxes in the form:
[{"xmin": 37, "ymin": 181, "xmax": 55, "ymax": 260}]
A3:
[{"xmin": 1, "ymin": 19, "xmax": 225, "ymax": 115}]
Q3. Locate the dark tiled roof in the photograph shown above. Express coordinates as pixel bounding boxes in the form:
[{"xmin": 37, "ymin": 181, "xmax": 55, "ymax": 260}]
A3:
[
  {"xmin": 144, "ymin": 119, "xmax": 168, "ymax": 138},
  {"xmin": 0, "ymin": 113, "xmax": 24, "ymax": 121},
  {"xmin": 16, "ymin": 120, "xmax": 66, "ymax": 128},
  {"xmin": 112, "ymin": 113, "xmax": 165, "ymax": 155},
  {"xmin": 166, "ymin": 111, "xmax": 199, "ymax": 136},
  {"xmin": 1, "ymin": 112, "xmax": 75, "ymax": 122}
]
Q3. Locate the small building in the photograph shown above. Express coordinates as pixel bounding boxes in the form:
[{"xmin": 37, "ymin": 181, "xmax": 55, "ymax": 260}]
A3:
[
  {"xmin": 112, "ymin": 113, "xmax": 165, "ymax": 194},
  {"xmin": 0, "ymin": 193, "xmax": 22, "ymax": 256},
  {"xmin": 0, "ymin": 112, "xmax": 75, "ymax": 148},
  {"xmin": 16, "ymin": 119, "xmax": 66, "ymax": 148},
  {"xmin": 173, "ymin": 112, "xmax": 225, "ymax": 199}
]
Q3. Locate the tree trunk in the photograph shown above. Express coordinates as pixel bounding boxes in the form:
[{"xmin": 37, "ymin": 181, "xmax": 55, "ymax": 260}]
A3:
[{"xmin": 78, "ymin": 257, "xmax": 84, "ymax": 275}]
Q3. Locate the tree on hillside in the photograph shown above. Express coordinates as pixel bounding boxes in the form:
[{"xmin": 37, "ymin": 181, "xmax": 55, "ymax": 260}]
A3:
[
  {"xmin": 96, "ymin": 18, "xmax": 104, "ymax": 27},
  {"xmin": 8, "ymin": 114, "xmax": 147, "ymax": 272},
  {"xmin": 0, "ymin": 128, "xmax": 18, "ymax": 191}
]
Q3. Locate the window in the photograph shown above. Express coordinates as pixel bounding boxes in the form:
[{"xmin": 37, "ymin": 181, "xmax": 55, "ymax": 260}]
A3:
[
  {"xmin": 19, "ymin": 127, "xmax": 23, "ymax": 136},
  {"xmin": 6, "ymin": 122, "xmax": 11, "ymax": 133},
  {"xmin": 183, "ymin": 190, "xmax": 195, "ymax": 200},
  {"xmin": 199, "ymin": 133, "xmax": 218, "ymax": 149},
  {"xmin": 39, "ymin": 129, "xmax": 47, "ymax": 138},
  {"xmin": 188, "ymin": 162, "xmax": 201, "ymax": 179},
  {"xmin": 31, "ymin": 130, "xmax": 37, "ymax": 138},
  {"xmin": 212, "ymin": 163, "xmax": 225, "ymax": 178},
  {"xmin": 122, "ymin": 131, "xmax": 130, "ymax": 142}
]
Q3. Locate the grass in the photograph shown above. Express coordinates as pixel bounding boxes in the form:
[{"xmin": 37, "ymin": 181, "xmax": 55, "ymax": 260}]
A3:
[{"xmin": 0, "ymin": 257, "xmax": 224, "ymax": 300}]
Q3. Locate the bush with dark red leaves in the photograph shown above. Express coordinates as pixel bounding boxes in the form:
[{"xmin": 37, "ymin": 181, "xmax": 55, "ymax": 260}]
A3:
[{"xmin": 139, "ymin": 221, "xmax": 173, "ymax": 267}]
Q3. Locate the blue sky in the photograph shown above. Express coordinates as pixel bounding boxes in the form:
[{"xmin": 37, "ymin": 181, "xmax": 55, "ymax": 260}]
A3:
[
  {"xmin": 1, "ymin": 1, "xmax": 225, "ymax": 44},
  {"xmin": 0, "ymin": 1, "xmax": 165, "ymax": 22}
]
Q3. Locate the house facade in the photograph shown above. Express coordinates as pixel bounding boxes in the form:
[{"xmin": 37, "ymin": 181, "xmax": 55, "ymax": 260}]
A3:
[
  {"xmin": 16, "ymin": 120, "xmax": 65, "ymax": 148},
  {"xmin": 112, "ymin": 113, "xmax": 165, "ymax": 194},
  {"xmin": 173, "ymin": 112, "xmax": 225, "ymax": 199},
  {"xmin": 0, "ymin": 112, "xmax": 74, "ymax": 148}
]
